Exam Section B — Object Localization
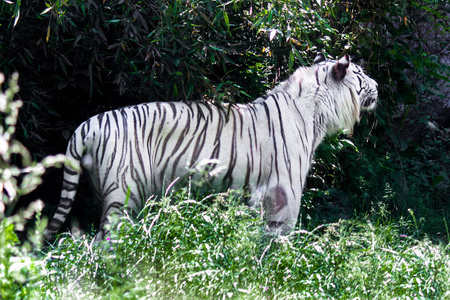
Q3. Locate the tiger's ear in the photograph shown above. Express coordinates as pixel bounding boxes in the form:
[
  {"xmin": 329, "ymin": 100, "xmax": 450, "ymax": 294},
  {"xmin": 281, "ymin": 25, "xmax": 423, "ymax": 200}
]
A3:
[
  {"xmin": 332, "ymin": 54, "xmax": 350, "ymax": 81},
  {"xmin": 313, "ymin": 52, "xmax": 326, "ymax": 64}
]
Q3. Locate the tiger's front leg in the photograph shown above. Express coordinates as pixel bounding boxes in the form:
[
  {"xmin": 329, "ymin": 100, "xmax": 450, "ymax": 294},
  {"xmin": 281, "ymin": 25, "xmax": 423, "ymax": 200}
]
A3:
[{"xmin": 263, "ymin": 184, "xmax": 301, "ymax": 234}]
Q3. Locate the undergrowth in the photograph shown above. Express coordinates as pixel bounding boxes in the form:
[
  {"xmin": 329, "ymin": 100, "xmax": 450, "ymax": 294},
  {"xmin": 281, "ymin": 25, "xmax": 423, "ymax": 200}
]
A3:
[{"xmin": 41, "ymin": 188, "xmax": 450, "ymax": 299}]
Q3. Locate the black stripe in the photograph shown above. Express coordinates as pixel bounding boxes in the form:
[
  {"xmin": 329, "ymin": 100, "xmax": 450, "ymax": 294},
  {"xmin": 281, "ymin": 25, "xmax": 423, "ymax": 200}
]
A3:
[
  {"xmin": 247, "ymin": 128, "xmax": 254, "ymax": 172},
  {"xmin": 80, "ymin": 119, "xmax": 90, "ymax": 140},
  {"xmin": 62, "ymin": 179, "xmax": 78, "ymax": 191},
  {"xmin": 168, "ymin": 102, "xmax": 177, "ymax": 115},
  {"xmin": 68, "ymin": 135, "xmax": 82, "ymax": 160},
  {"xmin": 273, "ymin": 94, "xmax": 293, "ymax": 186},
  {"xmin": 244, "ymin": 154, "xmax": 251, "ymax": 189},
  {"xmin": 262, "ymin": 102, "xmax": 271, "ymax": 133},
  {"xmin": 171, "ymin": 116, "xmax": 190, "ymax": 157},
  {"xmin": 97, "ymin": 113, "xmax": 110, "ymax": 165},
  {"xmin": 64, "ymin": 167, "xmax": 78, "ymax": 176},
  {"xmin": 222, "ymin": 108, "xmax": 237, "ymax": 186},
  {"xmin": 256, "ymin": 144, "xmax": 263, "ymax": 186},
  {"xmin": 196, "ymin": 102, "xmax": 206, "ymax": 122},
  {"xmin": 160, "ymin": 119, "xmax": 179, "ymax": 158},
  {"xmin": 48, "ymin": 218, "xmax": 64, "ymax": 229},
  {"xmin": 58, "ymin": 197, "xmax": 74, "ymax": 209},
  {"xmin": 190, "ymin": 119, "xmax": 209, "ymax": 166},
  {"xmin": 202, "ymin": 102, "xmax": 214, "ymax": 122},
  {"xmin": 315, "ymin": 67, "xmax": 320, "ymax": 86},
  {"xmin": 237, "ymin": 107, "xmax": 244, "ymax": 138}
]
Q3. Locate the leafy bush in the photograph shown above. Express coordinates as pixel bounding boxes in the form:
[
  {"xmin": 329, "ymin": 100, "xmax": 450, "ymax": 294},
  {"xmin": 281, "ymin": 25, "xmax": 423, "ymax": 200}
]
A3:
[
  {"xmin": 0, "ymin": 73, "xmax": 74, "ymax": 298},
  {"xmin": 1, "ymin": 0, "xmax": 449, "ymax": 267}
]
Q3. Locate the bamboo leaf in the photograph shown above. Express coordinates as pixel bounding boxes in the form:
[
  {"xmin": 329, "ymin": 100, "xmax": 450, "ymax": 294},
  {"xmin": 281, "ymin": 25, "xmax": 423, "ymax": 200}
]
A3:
[
  {"xmin": 46, "ymin": 26, "xmax": 51, "ymax": 43},
  {"xmin": 289, "ymin": 51, "xmax": 294, "ymax": 70},
  {"xmin": 269, "ymin": 29, "xmax": 277, "ymax": 41},
  {"xmin": 41, "ymin": 6, "xmax": 53, "ymax": 15},
  {"xmin": 223, "ymin": 11, "xmax": 229, "ymax": 30}
]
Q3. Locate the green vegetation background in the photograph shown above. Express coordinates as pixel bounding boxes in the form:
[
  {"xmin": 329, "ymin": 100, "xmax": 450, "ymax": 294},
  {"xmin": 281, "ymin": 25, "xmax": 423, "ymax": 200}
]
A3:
[{"xmin": 0, "ymin": 0, "xmax": 449, "ymax": 298}]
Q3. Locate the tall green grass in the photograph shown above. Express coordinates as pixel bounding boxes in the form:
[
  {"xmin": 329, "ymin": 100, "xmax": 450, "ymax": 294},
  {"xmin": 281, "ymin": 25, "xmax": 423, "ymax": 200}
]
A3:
[{"xmin": 40, "ymin": 188, "xmax": 450, "ymax": 299}]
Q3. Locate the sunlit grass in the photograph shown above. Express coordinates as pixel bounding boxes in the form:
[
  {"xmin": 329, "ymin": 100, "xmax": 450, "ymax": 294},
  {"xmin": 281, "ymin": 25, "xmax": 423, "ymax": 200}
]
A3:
[{"xmin": 40, "ymin": 189, "xmax": 450, "ymax": 299}]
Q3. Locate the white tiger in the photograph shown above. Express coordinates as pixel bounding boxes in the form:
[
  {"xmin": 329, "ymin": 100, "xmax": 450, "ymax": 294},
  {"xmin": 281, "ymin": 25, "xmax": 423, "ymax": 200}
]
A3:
[{"xmin": 44, "ymin": 53, "xmax": 378, "ymax": 240}]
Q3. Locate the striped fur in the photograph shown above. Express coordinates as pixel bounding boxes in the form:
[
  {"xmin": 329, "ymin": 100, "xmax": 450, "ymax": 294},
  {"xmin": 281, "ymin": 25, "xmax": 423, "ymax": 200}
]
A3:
[{"xmin": 45, "ymin": 53, "xmax": 378, "ymax": 240}]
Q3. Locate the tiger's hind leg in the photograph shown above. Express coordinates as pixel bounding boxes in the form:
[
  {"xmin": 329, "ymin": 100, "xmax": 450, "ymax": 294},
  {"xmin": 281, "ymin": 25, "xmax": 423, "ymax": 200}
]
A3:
[
  {"xmin": 96, "ymin": 198, "xmax": 124, "ymax": 241},
  {"xmin": 96, "ymin": 187, "xmax": 143, "ymax": 241}
]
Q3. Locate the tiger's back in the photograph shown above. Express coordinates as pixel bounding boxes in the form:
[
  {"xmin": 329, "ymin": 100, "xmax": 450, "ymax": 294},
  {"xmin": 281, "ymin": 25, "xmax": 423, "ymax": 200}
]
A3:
[{"xmin": 85, "ymin": 101, "xmax": 271, "ymax": 201}]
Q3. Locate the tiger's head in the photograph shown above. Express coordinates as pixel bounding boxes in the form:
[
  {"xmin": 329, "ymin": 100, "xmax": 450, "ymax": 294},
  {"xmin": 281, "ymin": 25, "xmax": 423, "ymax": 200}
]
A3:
[
  {"xmin": 307, "ymin": 53, "xmax": 378, "ymax": 134},
  {"xmin": 313, "ymin": 52, "xmax": 378, "ymax": 111},
  {"xmin": 256, "ymin": 52, "xmax": 378, "ymax": 134}
]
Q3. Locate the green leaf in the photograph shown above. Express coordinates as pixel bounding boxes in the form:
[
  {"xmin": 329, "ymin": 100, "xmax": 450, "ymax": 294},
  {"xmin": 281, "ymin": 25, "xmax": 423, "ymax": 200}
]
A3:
[
  {"xmin": 432, "ymin": 176, "xmax": 444, "ymax": 187},
  {"xmin": 41, "ymin": 6, "xmax": 53, "ymax": 15},
  {"xmin": 339, "ymin": 139, "xmax": 359, "ymax": 152},
  {"xmin": 173, "ymin": 84, "xmax": 178, "ymax": 99},
  {"xmin": 210, "ymin": 45, "xmax": 224, "ymax": 52},
  {"xmin": 269, "ymin": 29, "xmax": 277, "ymax": 41},
  {"xmin": 397, "ymin": 82, "xmax": 416, "ymax": 104},
  {"xmin": 13, "ymin": 0, "xmax": 21, "ymax": 27},
  {"xmin": 289, "ymin": 51, "xmax": 294, "ymax": 70},
  {"xmin": 252, "ymin": 18, "xmax": 265, "ymax": 29},
  {"xmin": 223, "ymin": 11, "xmax": 230, "ymax": 30}
]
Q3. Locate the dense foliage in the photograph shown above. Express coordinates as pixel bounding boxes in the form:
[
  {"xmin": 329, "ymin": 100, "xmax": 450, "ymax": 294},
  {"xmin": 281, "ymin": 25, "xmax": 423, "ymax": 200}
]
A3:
[
  {"xmin": 1, "ymin": 0, "xmax": 448, "ymax": 232},
  {"xmin": 0, "ymin": 0, "xmax": 449, "ymax": 297}
]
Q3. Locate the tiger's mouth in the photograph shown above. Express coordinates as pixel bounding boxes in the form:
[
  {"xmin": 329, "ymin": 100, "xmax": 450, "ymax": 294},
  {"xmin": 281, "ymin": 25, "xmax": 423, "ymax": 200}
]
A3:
[
  {"xmin": 361, "ymin": 90, "xmax": 378, "ymax": 110},
  {"xmin": 362, "ymin": 96, "xmax": 377, "ymax": 109}
]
